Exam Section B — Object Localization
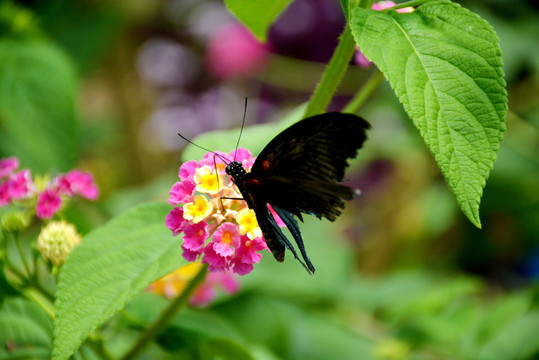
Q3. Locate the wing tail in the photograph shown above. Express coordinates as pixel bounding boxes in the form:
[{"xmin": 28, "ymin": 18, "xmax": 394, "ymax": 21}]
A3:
[
  {"xmin": 272, "ymin": 205, "xmax": 315, "ymax": 273},
  {"xmin": 253, "ymin": 202, "xmax": 314, "ymax": 275}
]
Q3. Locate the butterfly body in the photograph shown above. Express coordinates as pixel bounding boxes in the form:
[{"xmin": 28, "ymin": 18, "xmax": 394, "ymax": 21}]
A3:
[{"xmin": 225, "ymin": 112, "xmax": 370, "ymax": 274}]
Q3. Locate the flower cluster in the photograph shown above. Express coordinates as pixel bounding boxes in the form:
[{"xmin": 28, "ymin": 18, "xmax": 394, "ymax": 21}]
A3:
[
  {"xmin": 165, "ymin": 148, "xmax": 279, "ymax": 275},
  {"xmin": 147, "ymin": 262, "xmax": 240, "ymax": 307},
  {"xmin": 354, "ymin": 1, "xmax": 415, "ymax": 68},
  {"xmin": 0, "ymin": 156, "xmax": 98, "ymax": 219}
]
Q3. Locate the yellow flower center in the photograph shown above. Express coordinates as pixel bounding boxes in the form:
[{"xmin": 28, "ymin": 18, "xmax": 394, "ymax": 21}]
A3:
[
  {"xmin": 194, "ymin": 166, "xmax": 221, "ymax": 194},
  {"xmin": 236, "ymin": 208, "xmax": 262, "ymax": 239},
  {"xmin": 183, "ymin": 195, "xmax": 213, "ymax": 223}
]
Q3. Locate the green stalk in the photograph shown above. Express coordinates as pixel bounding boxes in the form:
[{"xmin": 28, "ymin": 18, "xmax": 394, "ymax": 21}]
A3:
[
  {"xmin": 23, "ymin": 287, "xmax": 55, "ymax": 318},
  {"xmin": 303, "ymin": 25, "xmax": 357, "ymax": 118},
  {"xmin": 342, "ymin": 70, "xmax": 384, "ymax": 113},
  {"xmin": 120, "ymin": 264, "xmax": 209, "ymax": 360},
  {"xmin": 13, "ymin": 232, "xmax": 32, "ymax": 278}
]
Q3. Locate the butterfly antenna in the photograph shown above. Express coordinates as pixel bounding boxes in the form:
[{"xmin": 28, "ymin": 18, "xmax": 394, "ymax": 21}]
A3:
[
  {"xmin": 233, "ymin": 97, "xmax": 248, "ymax": 161},
  {"xmin": 177, "ymin": 133, "xmax": 230, "ymax": 164}
]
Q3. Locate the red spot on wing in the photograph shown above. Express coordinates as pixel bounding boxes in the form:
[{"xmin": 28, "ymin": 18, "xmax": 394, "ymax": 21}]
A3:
[
  {"xmin": 247, "ymin": 178, "xmax": 261, "ymax": 187},
  {"xmin": 260, "ymin": 160, "xmax": 271, "ymax": 170}
]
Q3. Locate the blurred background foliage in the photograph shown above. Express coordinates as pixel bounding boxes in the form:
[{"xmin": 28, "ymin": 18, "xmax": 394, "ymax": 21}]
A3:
[{"xmin": 0, "ymin": 0, "xmax": 538, "ymax": 359}]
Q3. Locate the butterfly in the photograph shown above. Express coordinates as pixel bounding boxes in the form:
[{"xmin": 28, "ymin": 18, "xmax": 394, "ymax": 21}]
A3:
[{"xmin": 225, "ymin": 112, "xmax": 370, "ymax": 274}]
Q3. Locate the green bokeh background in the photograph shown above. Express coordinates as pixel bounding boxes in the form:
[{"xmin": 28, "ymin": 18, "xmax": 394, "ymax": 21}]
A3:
[{"xmin": 1, "ymin": 0, "xmax": 538, "ymax": 359}]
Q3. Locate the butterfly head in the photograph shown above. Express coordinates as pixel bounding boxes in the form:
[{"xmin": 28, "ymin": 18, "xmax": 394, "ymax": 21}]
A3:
[{"xmin": 225, "ymin": 161, "xmax": 247, "ymax": 180}]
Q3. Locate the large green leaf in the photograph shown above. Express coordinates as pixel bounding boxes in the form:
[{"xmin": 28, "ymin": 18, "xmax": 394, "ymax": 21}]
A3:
[
  {"xmin": 53, "ymin": 203, "xmax": 183, "ymax": 360},
  {"xmin": 350, "ymin": 0, "xmax": 507, "ymax": 227},
  {"xmin": 224, "ymin": 0, "xmax": 293, "ymax": 42},
  {"xmin": 0, "ymin": 298, "xmax": 53, "ymax": 359},
  {"xmin": 0, "ymin": 38, "xmax": 79, "ymax": 172},
  {"xmin": 479, "ymin": 311, "xmax": 539, "ymax": 360}
]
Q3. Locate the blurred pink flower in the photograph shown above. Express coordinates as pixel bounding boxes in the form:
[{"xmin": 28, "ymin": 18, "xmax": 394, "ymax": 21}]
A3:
[
  {"xmin": 190, "ymin": 270, "xmax": 240, "ymax": 307},
  {"xmin": 7, "ymin": 170, "xmax": 34, "ymax": 200},
  {"xmin": 36, "ymin": 188, "xmax": 62, "ymax": 219},
  {"xmin": 0, "ymin": 156, "xmax": 98, "ymax": 220},
  {"xmin": 0, "ymin": 182, "xmax": 10, "ymax": 206},
  {"xmin": 206, "ymin": 23, "xmax": 270, "ymax": 79},
  {"xmin": 56, "ymin": 170, "xmax": 99, "ymax": 200},
  {"xmin": 0, "ymin": 157, "xmax": 19, "ymax": 179},
  {"xmin": 355, "ymin": 1, "xmax": 414, "ymax": 68}
]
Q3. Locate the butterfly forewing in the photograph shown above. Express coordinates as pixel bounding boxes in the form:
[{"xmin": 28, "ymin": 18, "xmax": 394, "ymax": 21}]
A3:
[{"xmin": 248, "ymin": 113, "xmax": 370, "ymax": 221}]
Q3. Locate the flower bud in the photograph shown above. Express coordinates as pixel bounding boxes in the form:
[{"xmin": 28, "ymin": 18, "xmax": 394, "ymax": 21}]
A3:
[
  {"xmin": 0, "ymin": 211, "xmax": 30, "ymax": 233},
  {"xmin": 37, "ymin": 221, "xmax": 81, "ymax": 266}
]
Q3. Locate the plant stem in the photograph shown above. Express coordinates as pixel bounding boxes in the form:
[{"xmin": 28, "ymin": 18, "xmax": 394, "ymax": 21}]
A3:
[
  {"xmin": 87, "ymin": 335, "xmax": 114, "ymax": 360},
  {"xmin": 23, "ymin": 287, "xmax": 55, "ymax": 318},
  {"xmin": 303, "ymin": 25, "xmax": 356, "ymax": 118},
  {"xmin": 12, "ymin": 232, "xmax": 32, "ymax": 278},
  {"xmin": 119, "ymin": 264, "xmax": 209, "ymax": 360},
  {"xmin": 342, "ymin": 70, "xmax": 384, "ymax": 113}
]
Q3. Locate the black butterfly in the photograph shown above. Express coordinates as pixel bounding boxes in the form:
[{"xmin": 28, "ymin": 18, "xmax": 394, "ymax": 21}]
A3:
[{"xmin": 225, "ymin": 112, "xmax": 370, "ymax": 274}]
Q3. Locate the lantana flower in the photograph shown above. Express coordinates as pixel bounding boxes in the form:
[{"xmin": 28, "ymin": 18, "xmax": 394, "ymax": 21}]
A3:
[
  {"xmin": 0, "ymin": 156, "xmax": 99, "ymax": 219},
  {"xmin": 354, "ymin": 1, "xmax": 415, "ymax": 68},
  {"xmin": 165, "ymin": 148, "xmax": 276, "ymax": 276},
  {"xmin": 147, "ymin": 262, "xmax": 240, "ymax": 307}
]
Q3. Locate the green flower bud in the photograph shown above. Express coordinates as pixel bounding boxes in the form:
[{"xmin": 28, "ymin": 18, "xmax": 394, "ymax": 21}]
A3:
[
  {"xmin": 1, "ymin": 211, "xmax": 31, "ymax": 233},
  {"xmin": 37, "ymin": 221, "xmax": 81, "ymax": 267}
]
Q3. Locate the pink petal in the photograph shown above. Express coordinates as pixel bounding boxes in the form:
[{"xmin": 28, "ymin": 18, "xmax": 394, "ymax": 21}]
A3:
[
  {"xmin": 0, "ymin": 157, "xmax": 19, "ymax": 179},
  {"xmin": 179, "ymin": 160, "xmax": 198, "ymax": 181},
  {"xmin": 36, "ymin": 188, "xmax": 62, "ymax": 219},
  {"xmin": 231, "ymin": 258, "xmax": 254, "ymax": 276},
  {"xmin": 229, "ymin": 148, "xmax": 252, "ymax": 163},
  {"xmin": 190, "ymin": 284, "xmax": 216, "ymax": 307},
  {"xmin": 165, "ymin": 207, "xmax": 188, "ymax": 236},
  {"xmin": 57, "ymin": 170, "xmax": 98, "ymax": 200},
  {"xmin": 202, "ymin": 245, "xmax": 229, "ymax": 272},
  {"xmin": 0, "ymin": 182, "xmax": 11, "ymax": 206},
  {"xmin": 182, "ymin": 221, "xmax": 209, "ymax": 251},
  {"xmin": 8, "ymin": 170, "xmax": 34, "ymax": 199},
  {"xmin": 182, "ymin": 245, "xmax": 202, "ymax": 262},
  {"xmin": 168, "ymin": 180, "xmax": 195, "ymax": 205}
]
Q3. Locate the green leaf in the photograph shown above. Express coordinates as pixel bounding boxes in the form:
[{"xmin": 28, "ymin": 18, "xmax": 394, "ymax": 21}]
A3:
[
  {"xmin": 199, "ymin": 338, "xmax": 255, "ymax": 360},
  {"xmin": 53, "ymin": 203, "xmax": 182, "ymax": 360},
  {"xmin": 224, "ymin": 0, "xmax": 293, "ymax": 42},
  {"xmin": 350, "ymin": 0, "xmax": 507, "ymax": 227},
  {"xmin": 0, "ymin": 297, "xmax": 53, "ymax": 359},
  {"xmin": 0, "ymin": 37, "xmax": 78, "ymax": 172},
  {"xmin": 479, "ymin": 311, "xmax": 539, "ymax": 360}
]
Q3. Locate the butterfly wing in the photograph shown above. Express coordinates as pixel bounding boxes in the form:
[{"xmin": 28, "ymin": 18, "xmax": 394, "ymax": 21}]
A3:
[
  {"xmin": 236, "ymin": 178, "xmax": 315, "ymax": 274},
  {"xmin": 249, "ymin": 112, "xmax": 370, "ymax": 221}
]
